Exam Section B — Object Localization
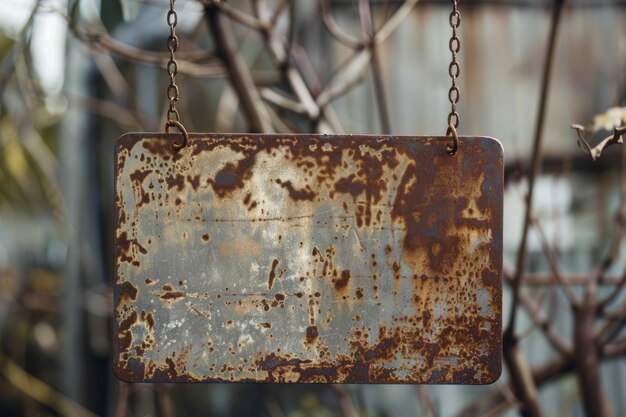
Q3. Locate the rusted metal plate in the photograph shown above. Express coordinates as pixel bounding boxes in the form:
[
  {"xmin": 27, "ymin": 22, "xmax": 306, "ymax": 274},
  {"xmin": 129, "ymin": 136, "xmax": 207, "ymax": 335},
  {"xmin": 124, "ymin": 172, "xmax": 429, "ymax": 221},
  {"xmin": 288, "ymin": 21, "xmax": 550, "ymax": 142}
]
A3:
[{"xmin": 113, "ymin": 133, "xmax": 503, "ymax": 384}]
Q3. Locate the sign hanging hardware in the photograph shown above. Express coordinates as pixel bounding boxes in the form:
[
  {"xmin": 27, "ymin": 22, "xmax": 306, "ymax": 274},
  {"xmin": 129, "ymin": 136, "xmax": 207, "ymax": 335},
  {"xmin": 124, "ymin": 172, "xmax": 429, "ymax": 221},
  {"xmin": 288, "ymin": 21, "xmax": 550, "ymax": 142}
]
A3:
[
  {"xmin": 113, "ymin": 0, "xmax": 503, "ymax": 384},
  {"xmin": 446, "ymin": 0, "xmax": 461, "ymax": 155},
  {"xmin": 165, "ymin": 0, "xmax": 188, "ymax": 151}
]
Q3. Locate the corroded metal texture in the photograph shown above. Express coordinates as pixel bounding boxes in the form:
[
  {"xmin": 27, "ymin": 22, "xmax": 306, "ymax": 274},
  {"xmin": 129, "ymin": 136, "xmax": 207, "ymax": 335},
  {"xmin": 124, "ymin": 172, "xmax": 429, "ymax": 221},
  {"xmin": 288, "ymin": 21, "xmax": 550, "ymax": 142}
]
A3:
[{"xmin": 113, "ymin": 133, "xmax": 503, "ymax": 384}]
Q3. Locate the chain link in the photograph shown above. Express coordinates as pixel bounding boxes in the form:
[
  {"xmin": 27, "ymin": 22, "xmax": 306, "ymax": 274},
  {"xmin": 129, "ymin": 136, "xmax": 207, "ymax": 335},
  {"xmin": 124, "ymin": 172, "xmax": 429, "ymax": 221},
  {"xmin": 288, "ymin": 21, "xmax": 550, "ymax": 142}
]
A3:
[
  {"xmin": 165, "ymin": 0, "xmax": 188, "ymax": 150},
  {"xmin": 446, "ymin": 0, "xmax": 461, "ymax": 154},
  {"xmin": 167, "ymin": 0, "xmax": 180, "ymax": 124},
  {"xmin": 447, "ymin": 0, "xmax": 460, "ymax": 129}
]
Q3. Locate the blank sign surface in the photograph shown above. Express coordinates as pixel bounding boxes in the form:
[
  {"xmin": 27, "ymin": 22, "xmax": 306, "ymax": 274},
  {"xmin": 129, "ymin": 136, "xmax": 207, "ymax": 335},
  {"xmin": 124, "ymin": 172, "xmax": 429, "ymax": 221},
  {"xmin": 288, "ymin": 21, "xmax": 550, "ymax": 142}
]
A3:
[{"xmin": 113, "ymin": 134, "xmax": 503, "ymax": 384}]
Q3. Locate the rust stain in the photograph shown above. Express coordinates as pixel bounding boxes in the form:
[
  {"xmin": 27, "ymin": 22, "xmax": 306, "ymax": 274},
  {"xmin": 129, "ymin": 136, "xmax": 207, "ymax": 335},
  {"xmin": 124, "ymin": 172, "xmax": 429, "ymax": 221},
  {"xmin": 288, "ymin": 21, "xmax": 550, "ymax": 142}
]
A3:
[
  {"xmin": 334, "ymin": 269, "xmax": 351, "ymax": 291},
  {"xmin": 118, "ymin": 281, "xmax": 138, "ymax": 301},
  {"xmin": 305, "ymin": 325, "xmax": 319, "ymax": 344},
  {"xmin": 165, "ymin": 174, "xmax": 186, "ymax": 191},
  {"xmin": 276, "ymin": 179, "xmax": 316, "ymax": 201},
  {"xmin": 113, "ymin": 133, "xmax": 503, "ymax": 384},
  {"xmin": 268, "ymin": 259, "xmax": 280, "ymax": 291},
  {"xmin": 158, "ymin": 284, "xmax": 186, "ymax": 302}
]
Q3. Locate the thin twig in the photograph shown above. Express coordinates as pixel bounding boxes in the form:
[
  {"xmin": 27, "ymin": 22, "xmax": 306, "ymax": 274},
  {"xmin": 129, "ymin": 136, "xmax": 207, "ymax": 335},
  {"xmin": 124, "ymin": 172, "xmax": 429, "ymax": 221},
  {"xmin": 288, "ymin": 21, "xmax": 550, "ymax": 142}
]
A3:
[
  {"xmin": 0, "ymin": 352, "xmax": 100, "ymax": 417},
  {"xmin": 360, "ymin": 0, "xmax": 392, "ymax": 133},
  {"xmin": 114, "ymin": 382, "xmax": 130, "ymax": 417},
  {"xmin": 155, "ymin": 385, "xmax": 175, "ymax": 417},
  {"xmin": 505, "ymin": 0, "xmax": 565, "ymax": 338},
  {"xmin": 317, "ymin": 0, "xmax": 418, "ymax": 110},
  {"xmin": 72, "ymin": 28, "xmax": 224, "ymax": 78},
  {"xmin": 204, "ymin": 4, "xmax": 273, "ymax": 132},
  {"xmin": 289, "ymin": 44, "xmax": 323, "ymax": 94},
  {"xmin": 532, "ymin": 218, "xmax": 579, "ymax": 306},
  {"xmin": 571, "ymin": 124, "xmax": 626, "ymax": 161},
  {"xmin": 503, "ymin": 1, "xmax": 566, "ymax": 416},
  {"xmin": 270, "ymin": 0, "xmax": 290, "ymax": 25},
  {"xmin": 598, "ymin": 138, "xmax": 626, "ymax": 307},
  {"xmin": 251, "ymin": 1, "xmax": 321, "ymax": 122},
  {"xmin": 602, "ymin": 338, "xmax": 626, "ymax": 356},
  {"xmin": 260, "ymin": 88, "xmax": 307, "ymax": 114},
  {"xmin": 599, "ymin": 270, "xmax": 626, "ymax": 311},
  {"xmin": 504, "ymin": 270, "xmax": 572, "ymax": 357},
  {"xmin": 373, "ymin": 0, "xmax": 419, "ymax": 44},
  {"xmin": 320, "ymin": 0, "xmax": 363, "ymax": 49},
  {"xmin": 332, "ymin": 386, "xmax": 358, "ymax": 417},
  {"xmin": 317, "ymin": 49, "xmax": 372, "ymax": 108},
  {"xmin": 519, "ymin": 290, "xmax": 572, "ymax": 356},
  {"xmin": 415, "ymin": 386, "xmax": 437, "ymax": 417},
  {"xmin": 205, "ymin": 0, "xmax": 266, "ymax": 29}
]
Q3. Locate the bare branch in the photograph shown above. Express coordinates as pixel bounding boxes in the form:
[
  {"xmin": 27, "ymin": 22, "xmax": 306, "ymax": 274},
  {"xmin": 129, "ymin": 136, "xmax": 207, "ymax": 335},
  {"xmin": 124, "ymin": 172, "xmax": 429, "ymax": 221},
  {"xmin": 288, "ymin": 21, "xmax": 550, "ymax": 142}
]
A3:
[
  {"xmin": 504, "ymin": 2, "xmax": 566, "ymax": 415},
  {"xmin": 72, "ymin": 28, "xmax": 225, "ymax": 78},
  {"xmin": 320, "ymin": 0, "xmax": 363, "ymax": 49},
  {"xmin": 455, "ymin": 338, "xmax": 625, "ymax": 417},
  {"xmin": 68, "ymin": 95, "xmax": 145, "ymax": 128},
  {"xmin": 251, "ymin": 1, "xmax": 321, "ymax": 122},
  {"xmin": 574, "ymin": 290, "xmax": 616, "ymax": 417},
  {"xmin": 264, "ymin": 396, "xmax": 287, "ymax": 417},
  {"xmin": 332, "ymin": 386, "xmax": 358, "ymax": 417},
  {"xmin": 317, "ymin": 0, "xmax": 418, "ymax": 110},
  {"xmin": 602, "ymin": 339, "xmax": 626, "ymax": 356},
  {"xmin": 316, "ymin": 49, "xmax": 372, "ymax": 108},
  {"xmin": 358, "ymin": 0, "xmax": 374, "ymax": 40},
  {"xmin": 599, "ymin": 270, "xmax": 626, "ymax": 311},
  {"xmin": 0, "ymin": 353, "xmax": 100, "ymax": 417},
  {"xmin": 374, "ymin": 0, "xmax": 418, "ymax": 44},
  {"xmin": 598, "ymin": 134, "xmax": 626, "ymax": 305},
  {"xmin": 519, "ymin": 289, "xmax": 572, "ymax": 357},
  {"xmin": 415, "ymin": 387, "xmax": 437, "ymax": 417},
  {"xmin": 286, "ymin": 66, "xmax": 321, "ymax": 120},
  {"xmin": 522, "ymin": 274, "xmax": 624, "ymax": 286},
  {"xmin": 360, "ymin": 0, "xmax": 392, "ymax": 133},
  {"xmin": 204, "ymin": 0, "xmax": 266, "ymax": 30},
  {"xmin": 505, "ymin": 0, "xmax": 565, "ymax": 338},
  {"xmin": 502, "ymin": 340, "xmax": 543, "ymax": 417},
  {"xmin": 260, "ymin": 88, "xmax": 307, "ymax": 114},
  {"xmin": 504, "ymin": 270, "xmax": 572, "ymax": 361},
  {"xmin": 270, "ymin": 0, "xmax": 290, "ymax": 26},
  {"xmin": 318, "ymin": 106, "xmax": 345, "ymax": 134},
  {"xmin": 204, "ymin": 4, "xmax": 273, "ymax": 132},
  {"xmin": 532, "ymin": 217, "xmax": 579, "ymax": 306},
  {"xmin": 286, "ymin": 0, "xmax": 297, "ymax": 54},
  {"xmin": 289, "ymin": 44, "xmax": 323, "ymax": 95},
  {"xmin": 113, "ymin": 382, "xmax": 131, "ymax": 417},
  {"xmin": 597, "ymin": 298, "xmax": 626, "ymax": 342},
  {"xmin": 264, "ymin": 103, "xmax": 297, "ymax": 134}
]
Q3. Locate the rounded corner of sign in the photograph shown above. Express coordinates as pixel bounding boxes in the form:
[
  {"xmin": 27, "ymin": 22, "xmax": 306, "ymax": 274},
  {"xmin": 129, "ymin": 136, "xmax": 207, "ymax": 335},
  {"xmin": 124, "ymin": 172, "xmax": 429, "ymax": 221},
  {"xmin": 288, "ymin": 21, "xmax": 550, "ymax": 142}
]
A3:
[
  {"xmin": 117, "ymin": 132, "xmax": 138, "ymax": 144},
  {"xmin": 479, "ymin": 348, "xmax": 504, "ymax": 385},
  {"xmin": 112, "ymin": 361, "xmax": 142, "ymax": 384},
  {"xmin": 476, "ymin": 136, "xmax": 504, "ymax": 156},
  {"xmin": 481, "ymin": 363, "xmax": 504, "ymax": 385},
  {"xmin": 115, "ymin": 133, "xmax": 143, "ymax": 154}
]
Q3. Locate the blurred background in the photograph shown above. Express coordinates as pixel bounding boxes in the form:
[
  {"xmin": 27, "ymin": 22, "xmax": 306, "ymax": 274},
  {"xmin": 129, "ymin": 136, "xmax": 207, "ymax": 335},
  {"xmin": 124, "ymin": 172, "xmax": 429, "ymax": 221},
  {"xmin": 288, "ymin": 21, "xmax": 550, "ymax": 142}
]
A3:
[{"xmin": 1, "ymin": 0, "xmax": 625, "ymax": 416}]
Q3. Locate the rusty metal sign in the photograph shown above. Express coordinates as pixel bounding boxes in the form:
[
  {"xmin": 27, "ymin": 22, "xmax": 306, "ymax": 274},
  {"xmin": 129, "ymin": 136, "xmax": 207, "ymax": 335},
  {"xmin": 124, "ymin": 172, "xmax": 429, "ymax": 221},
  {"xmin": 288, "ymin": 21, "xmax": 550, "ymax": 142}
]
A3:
[{"xmin": 113, "ymin": 133, "xmax": 503, "ymax": 384}]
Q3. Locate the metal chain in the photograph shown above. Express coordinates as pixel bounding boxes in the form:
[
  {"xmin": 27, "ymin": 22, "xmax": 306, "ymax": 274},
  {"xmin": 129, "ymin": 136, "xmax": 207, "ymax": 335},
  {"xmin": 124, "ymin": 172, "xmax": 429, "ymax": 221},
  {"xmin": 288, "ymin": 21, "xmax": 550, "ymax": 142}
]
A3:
[
  {"xmin": 167, "ymin": 0, "xmax": 180, "ymax": 123},
  {"xmin": 446, "ymin": 0, "xmax": 461, "ymax": 155},
  {"xmin": 165, "ymin": 0, "xmax": 188, "ymax": 150}
]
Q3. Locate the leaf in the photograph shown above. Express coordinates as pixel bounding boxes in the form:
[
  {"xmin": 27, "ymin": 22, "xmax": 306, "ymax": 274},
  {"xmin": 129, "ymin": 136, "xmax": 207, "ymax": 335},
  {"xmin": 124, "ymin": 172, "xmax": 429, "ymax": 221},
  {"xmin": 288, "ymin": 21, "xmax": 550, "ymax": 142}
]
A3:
[{"xmin": 592, "ymin": 107, "xmax": 626, "ymax": 133}]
